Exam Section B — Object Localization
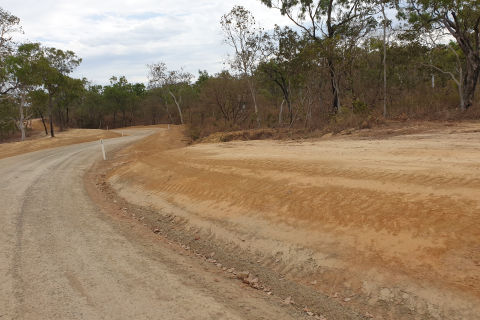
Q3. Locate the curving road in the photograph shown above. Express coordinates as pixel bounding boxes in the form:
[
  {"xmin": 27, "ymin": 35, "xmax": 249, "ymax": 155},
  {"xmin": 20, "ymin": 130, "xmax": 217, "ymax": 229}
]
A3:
[{"xmin": 0, "ymin": 129, "xmax": 302, "ymax": 320}]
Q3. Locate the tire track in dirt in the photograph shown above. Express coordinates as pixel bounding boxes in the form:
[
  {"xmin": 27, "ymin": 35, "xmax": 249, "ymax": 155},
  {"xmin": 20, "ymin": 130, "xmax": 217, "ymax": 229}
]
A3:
[{"xmin": 108, "ymin": 124, "xmax": 480, "ymax": 319}]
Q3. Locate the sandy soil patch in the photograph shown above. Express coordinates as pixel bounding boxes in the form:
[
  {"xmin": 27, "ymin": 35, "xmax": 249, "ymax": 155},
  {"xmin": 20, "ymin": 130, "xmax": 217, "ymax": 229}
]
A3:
[
  {"xmin": 106, "ymin": 122, "xmax": 480, "ymax": 319},
  {"xmin": 0, "ymin": 128, "xmax": 120, "ymax": 159}
]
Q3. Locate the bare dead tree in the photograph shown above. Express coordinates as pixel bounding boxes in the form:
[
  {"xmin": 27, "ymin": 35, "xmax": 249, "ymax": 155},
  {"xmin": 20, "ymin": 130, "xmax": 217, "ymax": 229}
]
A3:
[
  {"xmin": 148, "ymin": 62, "xmax": 193, "ymax": 125},
  {"xmin": 221, "ymin": 6, "xmax": 267, "ymax": 127}
]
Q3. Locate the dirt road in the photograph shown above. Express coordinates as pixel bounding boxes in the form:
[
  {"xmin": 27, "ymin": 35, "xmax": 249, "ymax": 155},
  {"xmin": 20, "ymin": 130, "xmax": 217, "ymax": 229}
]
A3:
[
  {"xmin": 0, "ymin": 128, "xmax": 121, "ymax": 160},
  {"xmin": 0, "ymin": 128, "xmax": 309, "ymax": 320},
  {"xmin": 107, "ymin": 123, "xmax": 480, "ymax": 319}
]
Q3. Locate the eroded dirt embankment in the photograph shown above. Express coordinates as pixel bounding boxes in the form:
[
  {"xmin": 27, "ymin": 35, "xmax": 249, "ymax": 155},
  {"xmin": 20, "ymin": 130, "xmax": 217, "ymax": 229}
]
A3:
[{"xmin": 102, "ymin": 123, "xmax": 480, "ymax": 320}]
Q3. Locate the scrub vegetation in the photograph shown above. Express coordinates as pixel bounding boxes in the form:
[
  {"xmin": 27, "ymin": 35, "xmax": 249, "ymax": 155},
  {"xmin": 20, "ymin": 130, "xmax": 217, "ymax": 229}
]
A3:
[{"xmin": 1, "ymin": 1, "xmax": 480, "ymax": 142}]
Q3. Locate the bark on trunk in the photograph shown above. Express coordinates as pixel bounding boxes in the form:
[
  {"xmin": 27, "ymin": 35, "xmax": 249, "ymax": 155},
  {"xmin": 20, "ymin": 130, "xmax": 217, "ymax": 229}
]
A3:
[
  {"xmin": 286, "ymin": 81, "xmax": 293, "ymax": 125},
  {"xmin": 169, "ymin": 90, "xmax": 184, "ymax": 125},
  {"xmin": 286, "ymin": 95, "xmax": 293, "ymax": 125},
  {"xmin": 48, "ymin": 94, "xmax": 55, "ymax": 137},
  {"xmin": 247, "ymin": 80, "xmax": 260, "ymax": 127},
  {"xmin": 461, "ymin": 59, "xmax": 480, "ymax": 110},
  {"xmin": 39, "ymin": 111, "xmax": 48, "ymax": 135},
  {"xmin": 18, "ymin": 94, "xmax": 26, "ymax": 141},
  {"xmin": 441, "ymin": 18, "xmax": 480, "ymax": 110},
  {"xmin": 58, "ymin": 110, "xmax": 64, "ymax": 132},
  {"xmin": 278, "ymin": 99, "xmax": 284, "ymax": 125},
  {"xmin": 327, "ymin": 59, "xmax": 340, "ymax": 114},
  {"xmin": 382, "ymin": 4, "xmax": 387, "ymax": 118}
]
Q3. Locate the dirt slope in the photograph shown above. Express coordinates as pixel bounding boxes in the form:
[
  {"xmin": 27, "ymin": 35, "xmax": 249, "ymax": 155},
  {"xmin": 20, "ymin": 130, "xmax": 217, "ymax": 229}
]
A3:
[{"xmin": 107, "ymin": 123, "xmax": 480, "ymax": 319}]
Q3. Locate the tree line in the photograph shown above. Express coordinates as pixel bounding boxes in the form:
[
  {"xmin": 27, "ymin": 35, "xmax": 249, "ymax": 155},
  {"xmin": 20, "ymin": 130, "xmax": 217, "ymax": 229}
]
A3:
[{"xmin": 1, "ymin": 0, "xmax": 479, "ymax": 142}]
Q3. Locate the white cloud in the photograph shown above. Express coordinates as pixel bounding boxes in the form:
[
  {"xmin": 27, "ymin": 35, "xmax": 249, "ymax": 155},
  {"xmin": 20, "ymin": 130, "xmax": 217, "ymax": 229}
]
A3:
[{"xmin": 3, "ymin": 0, "xmax": 292, "ymax": 84}]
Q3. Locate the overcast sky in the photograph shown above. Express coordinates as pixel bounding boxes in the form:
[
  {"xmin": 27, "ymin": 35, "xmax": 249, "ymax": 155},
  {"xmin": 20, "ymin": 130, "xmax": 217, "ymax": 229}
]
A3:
[{"xmin": 3, "ymin": 0, "xmax": 292, "ymax": 85}]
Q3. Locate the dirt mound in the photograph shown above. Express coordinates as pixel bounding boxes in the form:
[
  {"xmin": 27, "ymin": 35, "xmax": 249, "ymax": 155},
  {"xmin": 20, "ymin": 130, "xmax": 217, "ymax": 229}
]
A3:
[
  {"xmin": 200, "ymin": 129, "xmax": 279, "ymax": 143},
  {"xmin": 197, "ymin": 120, "xmax": 470, "ymax": 144}
]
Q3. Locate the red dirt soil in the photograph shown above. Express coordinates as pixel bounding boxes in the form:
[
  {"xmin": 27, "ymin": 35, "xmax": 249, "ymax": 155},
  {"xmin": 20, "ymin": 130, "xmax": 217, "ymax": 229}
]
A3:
[{"xmin": 107, "ymin": 122, "xmax": 480, "ymax": 319}]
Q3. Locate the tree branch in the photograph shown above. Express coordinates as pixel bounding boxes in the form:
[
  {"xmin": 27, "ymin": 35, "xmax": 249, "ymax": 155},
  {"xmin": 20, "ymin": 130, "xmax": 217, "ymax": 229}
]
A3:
[
  {"xmin": 283, "ymin": 9, "xmax": 315, "ymax": 40},
  {"xmin": 422, "ymin": 63, "xmax": 460, "ymax": 86}
]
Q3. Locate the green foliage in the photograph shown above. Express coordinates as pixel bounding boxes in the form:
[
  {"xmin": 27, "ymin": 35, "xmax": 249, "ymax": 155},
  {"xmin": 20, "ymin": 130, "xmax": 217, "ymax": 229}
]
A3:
[
  {"xmin": 0, "ymin": 7, "xmax": 22, "ymax": 96},
  {"xmin": 0, "ymin": 98, "xmax": 16, "ymax": 137},
  {"xmin": 352, "ymin": 99, "xmax": 370, "ymax": 115},
  {"xmin": 400, "ymin": 0, "xmax": 480, "ymax": 109},
  {"xmin": 2, "ymin": 2, "xmax": 480, "ymax": 141}
]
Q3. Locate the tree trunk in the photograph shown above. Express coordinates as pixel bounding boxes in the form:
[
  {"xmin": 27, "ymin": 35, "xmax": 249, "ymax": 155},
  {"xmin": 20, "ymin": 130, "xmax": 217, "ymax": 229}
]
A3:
[
  {"xmin": 247, "ymin": 80, "xmax": 260, "ymax": 127},
  {"xmin": 165, "ymin": 103, "xmax": 174, "ymax": 124},
  {"xmin": 430, "ymin": 55, "xmax": 435, "ymax": 89},
  {"xmin": 458, "ymin": 80, "xmax": 464, "ymax": 111},
  {"xmin": 58, "ymin": 110, "xmax": 64, "ymax": 132},
  {"xmin": 169, "ymin": 90, "xmax": 184, "ymax": 124},
  {"xmin": 381, "ymin": 3, "xmax": 387, "ymax": 118},
  {"xmin": 287, "ymin": 98, "xmax": 293, "ymax": 126},
  {"xmin": 287, "ymin": 81, "xmax": 293, "ymax": 125},
  {"xmin": 48, "ymin": 94, "xmax": 55, "ymax": 137},
  {"xmin": 461, "ymin": 59, "xmax": 480, "ymax": 110},
  {"xmin": 327, "ymin": 58, "xmax": 340, "ymax": 114},
  {"xmin": 278, "ymin": 99, "xmax": 284, "ymax": 125},
  {"xmin": 39, "ymin": 111, "xmax": 48, "ymax": 135},
  {"xmin": 18, "ymin": 94, "xmax": 26, "ymax": 141}
]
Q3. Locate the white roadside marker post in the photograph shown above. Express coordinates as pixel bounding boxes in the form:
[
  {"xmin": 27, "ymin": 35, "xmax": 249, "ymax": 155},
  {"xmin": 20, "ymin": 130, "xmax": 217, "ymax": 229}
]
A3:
[
  {"xmin": 122, "ymin": 131, "xmax": 124, "ymax": 137},
  {"xmin": 168, "ymin": 124, "xmax": 170, "ymax": 130},
  {"xmin": 100, "ymin": 139, "xmax": 106, "ymax": 160}
]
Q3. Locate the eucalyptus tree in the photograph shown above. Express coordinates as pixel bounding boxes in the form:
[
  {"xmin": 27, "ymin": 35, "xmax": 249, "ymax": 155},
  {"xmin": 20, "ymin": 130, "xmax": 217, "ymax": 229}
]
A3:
[
  {"xmin": 199, "ymin": 71, "xmax": 251, "ymax": 127},
  {"xmin": 74, "ymin": 84, "xmax": 107, "ymax": 129},
  {"xmin": 0, "ymin": 7, "xmax": 22, "ymax": 96},
  {"xmin": 259, "ymin": 26, "xmax": 303, "ymax": 125},
  {"xmin": 129, "ymin": 82, "xmax": 146, "ymax": 126},
  {"xmin": 374, "ymin": 0, "xmax": 396, "ymax": 117},
  {"xmin": 221, "ymin": 6, "xmax": 267, "ymax": 126},
  {"xmin": 37, "ymin": 47, "xmax": 81, "ymax": 136},
  {"xmin": 29, "ymin": 89, "xmax": 49, "ymax": 134},
  {"xmin": 420, "ymin": 41, "xmax": 467, "ymax": 108},
  {"xmin": 401, "ymin": 0, "xmax": 480, "ymax": 110},
  {"xmin": 55, "ymin": 76, "xmax": 85, "ymax": 129},
  {"xmin": 260, "ymin": 0, "xmax": 376, "ymax": 113},
  {"xmin": 4, "ymin": 43, "xmax": 43, "ymax": 140},
  {"xmin": 148, "ymin": 62, "xmax": 193, "ymax": 124},
  {"xmin": 104, "ymin": 76, "xmax": 132, "ymax": 127}
]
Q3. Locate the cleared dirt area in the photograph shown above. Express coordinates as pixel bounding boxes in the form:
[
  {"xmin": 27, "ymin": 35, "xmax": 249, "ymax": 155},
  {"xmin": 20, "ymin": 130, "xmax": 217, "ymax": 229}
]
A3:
[
  {"xmin": 105, "ymin": 122, "xmax": 480, "ymax": 319},
  {"xmin": 0, "ymin": 125, "xmax": 120, "ymax": 160}
]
